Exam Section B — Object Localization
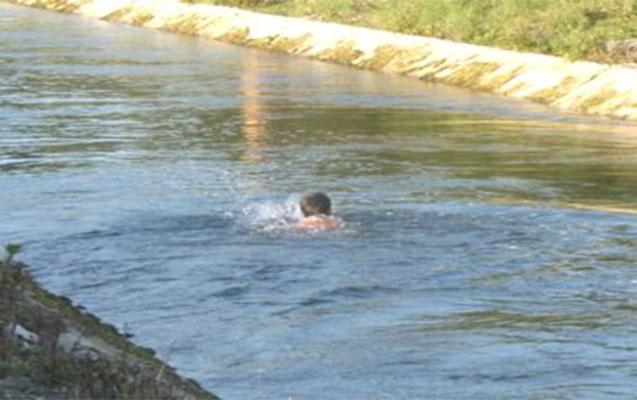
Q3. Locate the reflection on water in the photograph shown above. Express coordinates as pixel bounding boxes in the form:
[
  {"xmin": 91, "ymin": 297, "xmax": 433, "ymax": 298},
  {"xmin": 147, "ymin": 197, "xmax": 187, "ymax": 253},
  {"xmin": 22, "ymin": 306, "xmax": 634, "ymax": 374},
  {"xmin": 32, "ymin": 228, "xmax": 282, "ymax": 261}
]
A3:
[
  {"xmin": 2, "ymin": 3, "xmax": 637, "ymax": 399},
  {"xmin": 239, "ymin": 51, "xmax": 268, "ymax": 164}
]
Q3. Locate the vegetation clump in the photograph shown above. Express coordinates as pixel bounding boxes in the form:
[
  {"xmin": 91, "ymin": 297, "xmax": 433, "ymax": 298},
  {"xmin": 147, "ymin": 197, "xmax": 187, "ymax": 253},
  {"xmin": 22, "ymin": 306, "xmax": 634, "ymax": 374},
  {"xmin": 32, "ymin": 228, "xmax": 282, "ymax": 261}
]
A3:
[
  {"xmin": 183, "ymin": 0, "xmax": 637, "ymax": 63},
  {"xmin": 0, "ymin": 244, "xmax": 217, "ymax": 400}
]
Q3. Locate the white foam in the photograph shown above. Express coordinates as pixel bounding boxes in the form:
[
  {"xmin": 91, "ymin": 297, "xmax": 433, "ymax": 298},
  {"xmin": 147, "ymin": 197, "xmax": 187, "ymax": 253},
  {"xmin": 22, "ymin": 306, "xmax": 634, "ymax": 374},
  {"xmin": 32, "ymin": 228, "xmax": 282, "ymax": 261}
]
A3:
[{"xmin": 242, "ymin": 196, "xmax": 302, "ymax": 232}]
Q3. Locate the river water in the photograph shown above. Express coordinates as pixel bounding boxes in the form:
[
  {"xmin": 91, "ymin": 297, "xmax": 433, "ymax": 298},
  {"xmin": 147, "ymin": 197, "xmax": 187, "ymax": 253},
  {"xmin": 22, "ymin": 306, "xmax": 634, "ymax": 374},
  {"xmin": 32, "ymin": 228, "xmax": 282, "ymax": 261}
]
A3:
[{"xmin": 2, "ymin": 3, "xmax": 637, "ymax": 399}]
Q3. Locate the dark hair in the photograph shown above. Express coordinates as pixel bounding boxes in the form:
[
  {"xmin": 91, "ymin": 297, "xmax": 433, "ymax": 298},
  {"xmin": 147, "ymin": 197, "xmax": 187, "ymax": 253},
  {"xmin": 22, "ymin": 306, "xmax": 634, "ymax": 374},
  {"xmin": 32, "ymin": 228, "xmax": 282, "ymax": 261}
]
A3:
[{"xmin": 300, "ymin": 192, "xmax": 332, "ymax": 217}]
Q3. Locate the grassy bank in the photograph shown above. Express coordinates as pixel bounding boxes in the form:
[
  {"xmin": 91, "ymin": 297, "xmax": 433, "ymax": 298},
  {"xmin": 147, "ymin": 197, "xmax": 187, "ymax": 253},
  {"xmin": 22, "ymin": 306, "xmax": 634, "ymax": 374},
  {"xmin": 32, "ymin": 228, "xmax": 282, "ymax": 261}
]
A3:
[
  {"xmin": 0, "ymin": 245, "xmax": 217, "ymax": 400},
  {"xmin": 183, "ymin": 0, "xmax": 637, "ymax": 63}
]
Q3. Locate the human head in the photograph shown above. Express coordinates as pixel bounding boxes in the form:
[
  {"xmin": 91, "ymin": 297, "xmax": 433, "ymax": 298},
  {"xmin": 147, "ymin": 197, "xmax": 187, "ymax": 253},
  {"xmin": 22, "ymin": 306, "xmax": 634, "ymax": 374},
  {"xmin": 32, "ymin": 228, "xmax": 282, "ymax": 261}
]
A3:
[{"xmin": 300, "ymin": 192, "xmax": 332, "ymax": 217}]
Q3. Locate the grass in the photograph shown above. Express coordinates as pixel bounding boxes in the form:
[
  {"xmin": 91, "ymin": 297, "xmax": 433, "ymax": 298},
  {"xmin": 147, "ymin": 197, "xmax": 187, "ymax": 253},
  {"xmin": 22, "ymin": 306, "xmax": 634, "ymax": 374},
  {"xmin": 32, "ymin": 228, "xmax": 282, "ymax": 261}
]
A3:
[
  {"xmin": 0, "ymin": 244, "xmax": 217, "ymax": 399},
  {"xmin": 182, "ymin": 0, "xmax": 637, "ymax": 62}
]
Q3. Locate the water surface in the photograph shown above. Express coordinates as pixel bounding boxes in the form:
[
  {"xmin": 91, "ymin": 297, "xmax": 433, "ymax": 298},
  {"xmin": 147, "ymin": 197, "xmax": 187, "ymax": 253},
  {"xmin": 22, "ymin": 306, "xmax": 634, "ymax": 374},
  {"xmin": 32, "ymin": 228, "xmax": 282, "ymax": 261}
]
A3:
[{"xmin": 2, "ymin": 3, "xmax": 637, "ymax": 399}]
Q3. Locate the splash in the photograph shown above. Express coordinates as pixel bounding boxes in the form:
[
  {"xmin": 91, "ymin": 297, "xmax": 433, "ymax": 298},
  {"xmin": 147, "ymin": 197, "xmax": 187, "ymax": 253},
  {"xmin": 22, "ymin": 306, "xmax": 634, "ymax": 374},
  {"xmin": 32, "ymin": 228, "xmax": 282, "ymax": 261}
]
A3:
[
  {"xmin": 241, "ymin": 196, "xmax": 348, "ymax": 234},
  {"xmin": 241, "ymin": 196, "xmax": 302, "ymax": 232}
]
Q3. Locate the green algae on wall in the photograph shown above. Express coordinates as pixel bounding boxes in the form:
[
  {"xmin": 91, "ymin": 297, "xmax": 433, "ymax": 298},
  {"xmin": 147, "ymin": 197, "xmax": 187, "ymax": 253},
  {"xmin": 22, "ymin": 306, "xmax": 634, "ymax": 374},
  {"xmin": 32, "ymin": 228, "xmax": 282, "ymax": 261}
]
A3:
[
  {"xmin": 261, "ymin": 33, "xmax": 313, "ymax": 54},
  {"xmin": 358, "ymin": 44, "xmax": 406, "ymax": 70},
  {"xmin": 17, "ymin": 0, "xmax": 86, "ymax": 12},
  {"xmin": 5, "ymin": 0, "xmax": 637, "ymax": 121},
  {"xmin": 103, "ymin": 6, "xmax": 154, "ymax": 26},
  {"xmin": 317, "ymin": 39, "xmax": 364, "ymax": 65}
]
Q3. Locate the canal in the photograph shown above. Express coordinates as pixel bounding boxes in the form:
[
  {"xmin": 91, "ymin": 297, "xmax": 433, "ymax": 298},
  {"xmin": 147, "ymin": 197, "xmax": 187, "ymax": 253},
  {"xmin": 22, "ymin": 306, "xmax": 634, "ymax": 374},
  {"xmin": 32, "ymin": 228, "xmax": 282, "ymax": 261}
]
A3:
[{"xmin": 2, "ymin": 3, "xmax": 637, "ymax": 399}]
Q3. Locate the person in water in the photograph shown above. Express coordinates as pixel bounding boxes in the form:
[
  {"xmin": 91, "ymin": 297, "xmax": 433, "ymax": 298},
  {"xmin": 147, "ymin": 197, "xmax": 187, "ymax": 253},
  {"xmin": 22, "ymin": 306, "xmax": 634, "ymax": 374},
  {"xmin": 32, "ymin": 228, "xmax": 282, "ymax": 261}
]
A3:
[{"xmin": 298, "ymin": 192, "xmax": 340, "ymax": 229}]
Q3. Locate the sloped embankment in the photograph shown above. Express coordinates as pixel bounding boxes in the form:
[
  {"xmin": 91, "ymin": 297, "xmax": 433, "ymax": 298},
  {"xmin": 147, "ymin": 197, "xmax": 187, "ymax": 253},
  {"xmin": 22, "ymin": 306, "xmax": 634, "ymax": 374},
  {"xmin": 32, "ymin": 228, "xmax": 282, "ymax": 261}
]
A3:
[
  {"xmin": 0, "ymin": 258, "xmax": 218, "ymax": 399},
  {"xmin": 6, "ymin": 0, "xmax": 637, "ymax": 121}
]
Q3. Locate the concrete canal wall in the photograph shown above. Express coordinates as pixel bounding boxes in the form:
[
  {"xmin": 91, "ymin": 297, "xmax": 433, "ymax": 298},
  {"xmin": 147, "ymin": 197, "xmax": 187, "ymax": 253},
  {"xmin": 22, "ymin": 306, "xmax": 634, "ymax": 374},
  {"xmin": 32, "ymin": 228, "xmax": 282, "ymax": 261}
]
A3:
[{"xmin": 6, "ymin": 0, "xmax": 637, "ymax": 121}]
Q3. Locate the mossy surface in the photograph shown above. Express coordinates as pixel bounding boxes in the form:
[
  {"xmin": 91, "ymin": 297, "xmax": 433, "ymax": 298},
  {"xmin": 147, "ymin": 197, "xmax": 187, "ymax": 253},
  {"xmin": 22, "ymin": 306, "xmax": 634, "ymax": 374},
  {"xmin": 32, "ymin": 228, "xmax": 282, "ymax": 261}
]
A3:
[
  {"xmin": 12, "ymin": 0, "xmax": 89, "ymax": 12},
  {"xmin": 527, "ymin": 76, "xmax": 578, "ymax": 104},
  {"xmin": 24, "ymin": 278, "xmax": 158, "ymax": 362},
  {"xmin": 498, "ymin": 80, "xmax": 530, "ymax": 96},
  {"xmin": 409, "ymin": 58, "xmax": 449, "ymax": 81},
  {"xmin": 389, "ymin": 49, "xmax": 431, "ymax": 74},
  {"xmin": 359, "ymin": 45, "xmax": 435, "ymax": 72},
  {"xmin": 49, "ymin": 0, "xmax": 85, "ymax": 12},
  {"xmin": 103, "ymin": 6, "xmax": 154, "ymax": 26},
  {"xmin": 266, "ymin": 33, "xmax": 312, "ymax": 53},
  {"xmin": 317, "ymin": 40, "xmax": 364, "ymax": 65},
  {"xmin": 443, "ymin": 61, "xmax": 502, "ymax": 88},
  {"xmin": 0, "ymin": 260, "xmax": 218, "ymax": 399},
  {"xmin": 479, "ymin": 66, "xmax": 524, "ymax": 91},
  {"xmin": 220, "ymin": 27, "xmax": 250, "ymax": 43},
  {"xmin": 163, "ymin": 13, "xmax": 209, "ymax": 36},
  {"xmin": 358, "ymin": 44, "xmax": 402, "ymax": 69},
  {"xmin": 576, "ymin": 88, "xmax": 620, "ymax": 112}
]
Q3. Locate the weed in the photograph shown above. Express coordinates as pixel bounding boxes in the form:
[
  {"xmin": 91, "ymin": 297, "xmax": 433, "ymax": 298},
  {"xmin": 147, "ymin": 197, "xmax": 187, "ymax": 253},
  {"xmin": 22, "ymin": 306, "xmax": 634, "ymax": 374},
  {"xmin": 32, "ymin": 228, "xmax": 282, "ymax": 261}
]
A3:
[
  {"xmin": 0, "ymin": 245, "xmax": 217, "ymax": 399},
  {"xmin": 183, "ymin": 0, "xmax": 637, "ymax": 62},
  {"xmin": 3, "ymin": 243, "xmax": 21, "ymax": 265}
]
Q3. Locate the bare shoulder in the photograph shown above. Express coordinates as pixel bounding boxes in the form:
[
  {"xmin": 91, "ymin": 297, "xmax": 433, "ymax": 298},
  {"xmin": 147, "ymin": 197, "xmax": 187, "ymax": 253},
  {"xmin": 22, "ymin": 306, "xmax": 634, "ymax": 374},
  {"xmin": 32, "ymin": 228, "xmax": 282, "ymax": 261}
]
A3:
[{"xmin": 297, "ymin": 216, "xmax": 343, "ymax": 229}]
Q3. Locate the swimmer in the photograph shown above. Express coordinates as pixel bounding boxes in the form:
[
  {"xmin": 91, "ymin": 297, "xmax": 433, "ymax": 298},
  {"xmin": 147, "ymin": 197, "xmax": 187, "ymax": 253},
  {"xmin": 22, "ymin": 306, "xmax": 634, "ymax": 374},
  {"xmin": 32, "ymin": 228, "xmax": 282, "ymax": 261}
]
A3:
[{"xmin": 297, "ymin": 192, "xmax": 341, "ymax": 229}]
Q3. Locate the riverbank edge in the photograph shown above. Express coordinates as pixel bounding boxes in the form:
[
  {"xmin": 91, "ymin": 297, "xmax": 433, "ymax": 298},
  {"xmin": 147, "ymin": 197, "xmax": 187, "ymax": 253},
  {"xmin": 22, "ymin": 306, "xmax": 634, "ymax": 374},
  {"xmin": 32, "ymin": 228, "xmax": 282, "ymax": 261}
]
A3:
[
  {"xmin": 5, "ymin": 0, "xmax": 637, "ymax": 121},
  {"xmin": 0, "ymin": 258, "xmax": 219, "ymax": 400}
]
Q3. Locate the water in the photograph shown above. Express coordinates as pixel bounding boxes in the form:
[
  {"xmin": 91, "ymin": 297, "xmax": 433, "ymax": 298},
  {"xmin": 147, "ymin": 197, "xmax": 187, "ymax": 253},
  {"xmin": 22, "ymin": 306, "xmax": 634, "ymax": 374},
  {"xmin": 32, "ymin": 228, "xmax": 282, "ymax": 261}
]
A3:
[{"xmin": 2, "ymin": 3, "xmax": 637, "ymax": 399}]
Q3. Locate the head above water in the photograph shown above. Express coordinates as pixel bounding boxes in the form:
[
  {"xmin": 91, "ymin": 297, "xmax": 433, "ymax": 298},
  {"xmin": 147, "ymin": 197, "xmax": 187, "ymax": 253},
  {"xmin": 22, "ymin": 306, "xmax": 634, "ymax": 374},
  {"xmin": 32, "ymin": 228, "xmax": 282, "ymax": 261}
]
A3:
[{"xmin": 300, "ymin": 192, "xmax": 332, "ymax": 217}]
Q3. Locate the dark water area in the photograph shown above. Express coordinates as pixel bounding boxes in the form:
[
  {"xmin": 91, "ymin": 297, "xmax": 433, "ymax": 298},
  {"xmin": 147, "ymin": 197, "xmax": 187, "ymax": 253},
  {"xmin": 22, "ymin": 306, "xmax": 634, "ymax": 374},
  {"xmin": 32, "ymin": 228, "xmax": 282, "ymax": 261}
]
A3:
[{"xmin": 2, "ymin": 3, "xmax": 637, "ymax": 399}]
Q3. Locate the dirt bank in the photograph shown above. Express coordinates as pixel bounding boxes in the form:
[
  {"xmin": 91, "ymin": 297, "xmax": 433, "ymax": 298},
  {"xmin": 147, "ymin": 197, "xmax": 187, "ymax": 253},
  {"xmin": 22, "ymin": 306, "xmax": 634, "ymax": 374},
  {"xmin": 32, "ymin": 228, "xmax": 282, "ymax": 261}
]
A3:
[{"xmin": 0, "ymin": 256, "xmax": 218, "ymax": 399}]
